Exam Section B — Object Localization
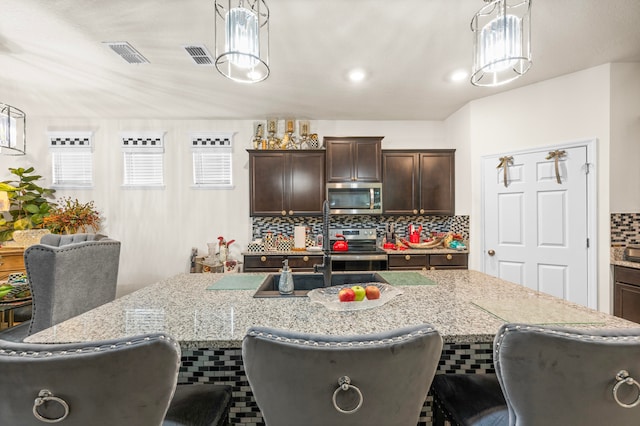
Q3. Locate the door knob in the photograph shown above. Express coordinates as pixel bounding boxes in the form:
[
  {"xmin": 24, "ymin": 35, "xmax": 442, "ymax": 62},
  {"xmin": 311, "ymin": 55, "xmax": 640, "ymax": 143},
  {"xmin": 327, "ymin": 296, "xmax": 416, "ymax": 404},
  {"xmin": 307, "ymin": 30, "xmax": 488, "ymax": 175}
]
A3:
[{"xmin": 488, "ymin": 249, "xmax": 495, "ymax": 256}]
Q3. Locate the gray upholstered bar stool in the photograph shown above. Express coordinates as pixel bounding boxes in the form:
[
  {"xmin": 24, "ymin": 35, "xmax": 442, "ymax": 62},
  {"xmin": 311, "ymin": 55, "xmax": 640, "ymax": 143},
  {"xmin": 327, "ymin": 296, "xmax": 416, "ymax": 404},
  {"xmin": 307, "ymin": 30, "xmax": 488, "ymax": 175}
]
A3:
[
  {"xmin": 0, "ymin": 333, "xmax": 232, "ymax": 426},
  {"xmin": 0, "ymin": 233, "xmax": 121, "ymax": 342},
  {"xmin": 431, "ymin": 323, "xmax": 640, "ymax": 426},
  {"xmin": 242, "ymin": 323, "xmax": 443, "ymax": 426}
]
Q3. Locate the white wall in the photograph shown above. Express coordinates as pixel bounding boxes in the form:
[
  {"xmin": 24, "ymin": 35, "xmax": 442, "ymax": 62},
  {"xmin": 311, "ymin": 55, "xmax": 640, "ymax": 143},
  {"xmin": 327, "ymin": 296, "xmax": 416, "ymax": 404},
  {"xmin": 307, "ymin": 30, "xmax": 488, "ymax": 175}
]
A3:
[
  {"xmin": 0, "ymin": 118, "xmax": 445, "ymax": 293},
  {"xmin": 610, "ymin": 63, "xmax": 640, "ymax": 212},
  {"xmin": 459, "ymin": 64, "xmax": 614, "ymax": 312}
]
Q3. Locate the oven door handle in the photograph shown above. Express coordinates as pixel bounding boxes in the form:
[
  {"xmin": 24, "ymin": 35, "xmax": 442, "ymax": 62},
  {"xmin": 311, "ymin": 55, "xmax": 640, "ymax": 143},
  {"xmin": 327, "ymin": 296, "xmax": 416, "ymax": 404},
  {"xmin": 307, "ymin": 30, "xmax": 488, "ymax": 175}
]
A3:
[{"xmin": 331, "ymin": 254, "xmax": 388, "ymax": 261}]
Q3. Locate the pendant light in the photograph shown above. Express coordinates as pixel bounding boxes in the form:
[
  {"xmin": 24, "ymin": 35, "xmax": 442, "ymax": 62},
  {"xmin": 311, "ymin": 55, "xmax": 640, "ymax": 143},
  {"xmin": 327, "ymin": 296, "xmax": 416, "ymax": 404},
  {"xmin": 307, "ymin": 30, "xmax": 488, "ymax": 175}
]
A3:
[
  {"xmin": 214, "ymin": 0, "xmax": 270, "ymax": 83},
  {"xmin": 0, "ymin": 103, "xmax": 26, "ymax": 155},
  {"xmin": 471, "ymin": 0, "xmax": 531, "ymax": 87}
]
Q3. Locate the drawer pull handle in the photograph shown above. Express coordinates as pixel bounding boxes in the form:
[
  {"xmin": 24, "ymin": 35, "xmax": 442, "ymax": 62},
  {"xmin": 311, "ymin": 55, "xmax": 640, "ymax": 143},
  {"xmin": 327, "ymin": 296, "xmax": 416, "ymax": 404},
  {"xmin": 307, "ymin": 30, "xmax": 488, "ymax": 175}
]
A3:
[
  {"xmin": 412, "ymin": 209, "xmax": 418, "ymax": 215},
  {"xmin": 260, "ymin": 256, "xmax": 267, "ymax": 262},
  {"xmin": 303, "ymin": 256, "xmax": 309, "ymax": 262},
  {"xmin": 281, "ymin": 210, "xmax": 287, "ymax": 216},
  {"xmin": 446, "ymin": 254, "xmax": 453, "ymax": 260},
  {"xmin": 405, "ymin": 255, "xmax": 411, "ymax": 261},
  {"xmin": 430, "ymin": 266, "xmax": 436, "ymax": 270}
]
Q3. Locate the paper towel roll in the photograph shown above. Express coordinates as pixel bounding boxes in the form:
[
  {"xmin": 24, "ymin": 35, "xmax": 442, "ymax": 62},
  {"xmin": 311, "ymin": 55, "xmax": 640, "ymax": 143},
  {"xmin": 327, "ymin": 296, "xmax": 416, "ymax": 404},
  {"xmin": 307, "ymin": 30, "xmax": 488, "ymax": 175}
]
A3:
[{"xmin": 294, "ymin": 226, "xmax": 306, "ymax": 249}]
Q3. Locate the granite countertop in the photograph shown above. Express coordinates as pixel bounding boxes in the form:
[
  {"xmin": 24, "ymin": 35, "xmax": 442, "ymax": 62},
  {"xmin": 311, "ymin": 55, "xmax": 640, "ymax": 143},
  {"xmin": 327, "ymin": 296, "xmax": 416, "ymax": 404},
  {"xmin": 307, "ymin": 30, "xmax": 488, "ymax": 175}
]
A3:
[
  {"xmin": 26, "ymin": 270, "xmax": 635, "ymax": 349},
  {"xmin": 611, "ymin": 246, "xmax": 640, "ymax": 269}
]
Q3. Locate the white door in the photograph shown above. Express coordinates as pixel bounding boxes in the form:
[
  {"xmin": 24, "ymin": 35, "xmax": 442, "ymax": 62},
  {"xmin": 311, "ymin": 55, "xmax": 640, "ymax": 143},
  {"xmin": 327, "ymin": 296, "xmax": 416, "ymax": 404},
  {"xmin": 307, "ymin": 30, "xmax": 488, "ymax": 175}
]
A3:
[{"xmin": 483, "ymin": 144, "xmax": 592, "ymax": 307}]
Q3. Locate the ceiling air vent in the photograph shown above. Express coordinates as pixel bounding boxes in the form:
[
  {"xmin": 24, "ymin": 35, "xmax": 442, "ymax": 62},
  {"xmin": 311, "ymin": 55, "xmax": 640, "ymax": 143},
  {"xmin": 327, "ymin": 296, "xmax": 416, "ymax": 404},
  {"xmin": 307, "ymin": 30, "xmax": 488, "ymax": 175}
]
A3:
[
  {"xmin": 103, "ymin": 41, "xmax": 149, "ymax": 64},
  {"xmin": 183, "ymin": 44, "xmax": 214, "ymax": 65}
]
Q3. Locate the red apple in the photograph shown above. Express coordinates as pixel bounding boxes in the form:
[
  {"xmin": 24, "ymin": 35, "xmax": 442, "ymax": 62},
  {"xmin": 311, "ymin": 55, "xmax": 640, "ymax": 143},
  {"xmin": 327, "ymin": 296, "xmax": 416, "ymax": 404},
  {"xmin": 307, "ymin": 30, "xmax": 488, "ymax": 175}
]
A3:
[
  {"xmin": 365, "ymin": 285, "xmax": 381, "ymax": 300},
  {"xmin": 338, "ymin": 288, "xmax": 356, "ymax": 302}
]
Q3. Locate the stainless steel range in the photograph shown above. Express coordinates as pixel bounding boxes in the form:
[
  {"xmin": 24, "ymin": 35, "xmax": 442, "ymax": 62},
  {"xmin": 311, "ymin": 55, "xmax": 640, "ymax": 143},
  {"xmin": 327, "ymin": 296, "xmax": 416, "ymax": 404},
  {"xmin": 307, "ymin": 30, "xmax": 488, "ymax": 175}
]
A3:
[{"xmin": 328, "ymin": 227, "xmax": 387, "ymax": 271}]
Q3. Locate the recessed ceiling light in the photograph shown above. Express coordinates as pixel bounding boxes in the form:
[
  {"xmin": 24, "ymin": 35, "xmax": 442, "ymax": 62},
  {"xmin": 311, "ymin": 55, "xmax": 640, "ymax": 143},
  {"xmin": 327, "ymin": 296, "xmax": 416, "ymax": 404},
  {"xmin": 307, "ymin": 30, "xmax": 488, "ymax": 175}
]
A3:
[
  {"xmin": 348, "ymin": 69, "xmax": 367, "ymax": 83},
  {"xmin": 450, "ymin": 69, "xmax": 469, "ymax": 82}
]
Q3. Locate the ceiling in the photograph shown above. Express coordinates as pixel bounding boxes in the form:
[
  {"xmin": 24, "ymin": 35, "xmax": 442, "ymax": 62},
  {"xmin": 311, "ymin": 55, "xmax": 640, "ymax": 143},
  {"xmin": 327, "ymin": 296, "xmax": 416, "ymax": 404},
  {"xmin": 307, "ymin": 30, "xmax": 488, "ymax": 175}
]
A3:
[{"xmin": 1, "ymin": 0, "xmax": 640, "ymax": 120}]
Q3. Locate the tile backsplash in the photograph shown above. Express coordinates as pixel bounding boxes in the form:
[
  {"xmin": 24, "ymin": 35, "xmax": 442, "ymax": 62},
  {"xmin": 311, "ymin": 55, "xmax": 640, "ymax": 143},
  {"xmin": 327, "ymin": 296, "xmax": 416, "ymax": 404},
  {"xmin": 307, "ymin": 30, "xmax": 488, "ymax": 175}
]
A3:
[
  {"xmin": 611, "ymin": 213, "xmax": 640, "ymax": 246},
  {"xmin": 251, "ymin": 215, "xmax": 469, "ymax": 242}
]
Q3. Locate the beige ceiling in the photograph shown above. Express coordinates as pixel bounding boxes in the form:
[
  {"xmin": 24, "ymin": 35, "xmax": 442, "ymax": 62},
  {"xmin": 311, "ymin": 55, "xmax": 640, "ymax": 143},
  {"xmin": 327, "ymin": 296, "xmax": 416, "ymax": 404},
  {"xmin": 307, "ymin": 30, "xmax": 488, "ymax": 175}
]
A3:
[{"xmin": 1, "ymin": 0, "xmax": 639, "ymax": 120}]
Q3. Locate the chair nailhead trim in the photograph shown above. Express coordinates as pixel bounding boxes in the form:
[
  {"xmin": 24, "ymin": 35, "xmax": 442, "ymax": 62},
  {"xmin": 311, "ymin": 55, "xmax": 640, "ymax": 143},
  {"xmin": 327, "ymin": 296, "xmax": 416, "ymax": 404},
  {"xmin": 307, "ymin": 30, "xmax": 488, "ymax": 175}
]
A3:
[
  {"xmin": 248, "ymin": 327, "xmax": 436, "ymax": 347},
  {"xmin": 0, "ymin": 335, "xmax": 178, "ymax": 358}
]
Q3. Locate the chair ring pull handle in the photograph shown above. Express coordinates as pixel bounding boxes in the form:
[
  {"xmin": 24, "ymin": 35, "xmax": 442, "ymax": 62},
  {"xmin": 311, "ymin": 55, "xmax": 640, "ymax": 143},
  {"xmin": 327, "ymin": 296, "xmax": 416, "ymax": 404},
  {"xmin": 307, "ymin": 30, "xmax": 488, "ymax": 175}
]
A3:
[
  {"xmin": 32, "ymin": 389, "xmax": 70, "ymax": 423},
  {"xmin": 332, "ymin": 376, "xmax": 363, "ymax": 414},
  {"xmin": 613, "ymin": 370, "xmax": 640, "ymax": 408}
]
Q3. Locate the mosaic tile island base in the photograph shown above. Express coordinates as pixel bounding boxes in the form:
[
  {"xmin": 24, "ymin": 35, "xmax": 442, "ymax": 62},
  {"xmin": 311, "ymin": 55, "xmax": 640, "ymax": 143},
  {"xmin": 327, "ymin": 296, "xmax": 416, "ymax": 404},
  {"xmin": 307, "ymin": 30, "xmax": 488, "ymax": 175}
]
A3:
[{"xmin": 26, "ymin": 270, "xmax": 637, "ymax": 426}]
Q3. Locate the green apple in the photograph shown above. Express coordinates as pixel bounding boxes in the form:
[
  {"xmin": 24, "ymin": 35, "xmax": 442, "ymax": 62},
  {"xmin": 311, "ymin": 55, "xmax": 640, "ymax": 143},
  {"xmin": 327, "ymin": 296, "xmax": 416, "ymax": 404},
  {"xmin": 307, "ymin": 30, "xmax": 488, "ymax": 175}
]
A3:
[{"xmin": 351, "ymin": 285, "xmax": 366, "ymax": 301}]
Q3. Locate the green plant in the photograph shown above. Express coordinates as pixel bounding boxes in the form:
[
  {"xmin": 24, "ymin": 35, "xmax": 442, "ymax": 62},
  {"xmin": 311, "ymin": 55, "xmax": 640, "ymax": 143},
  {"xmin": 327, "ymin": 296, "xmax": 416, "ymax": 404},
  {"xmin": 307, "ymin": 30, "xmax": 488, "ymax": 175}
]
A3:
[
  {"xmin": 0, "ymin": 167, "xmax": 56, "ymax": 241},
  {"xmin": 44, "ymin": 197, "xmax": 102, "ymax": 235}
]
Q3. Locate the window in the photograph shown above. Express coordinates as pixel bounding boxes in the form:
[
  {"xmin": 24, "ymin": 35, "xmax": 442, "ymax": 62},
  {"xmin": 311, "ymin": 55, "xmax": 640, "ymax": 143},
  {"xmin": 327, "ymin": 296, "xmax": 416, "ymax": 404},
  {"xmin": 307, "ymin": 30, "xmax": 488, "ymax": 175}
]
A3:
[
  {"xmin": 191, "ymin": 132, "xmax": 233, "ymax": 189},
  {"xmin": 48, "ymin": 132, "xmax": 93, "ymax": 188},
  {"xmin": 120, "ymin": 132, "xmax": 165, "ymax": 188}
]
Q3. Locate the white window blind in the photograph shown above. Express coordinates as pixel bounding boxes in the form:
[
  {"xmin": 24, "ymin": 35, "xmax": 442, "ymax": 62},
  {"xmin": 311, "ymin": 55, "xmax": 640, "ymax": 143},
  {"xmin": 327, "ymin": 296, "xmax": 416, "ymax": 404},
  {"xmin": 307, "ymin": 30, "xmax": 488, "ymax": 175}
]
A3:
[
  {"xmin": 48, "ymin": 132, "xmax": 93, "ymax": 188},
  {"xmin": 121, "ymin": 132, "xmax": 165, "ymax": 188},
  {"xmin": 191, "ymin": 133, "xmax": 233, "ymax": 189}
]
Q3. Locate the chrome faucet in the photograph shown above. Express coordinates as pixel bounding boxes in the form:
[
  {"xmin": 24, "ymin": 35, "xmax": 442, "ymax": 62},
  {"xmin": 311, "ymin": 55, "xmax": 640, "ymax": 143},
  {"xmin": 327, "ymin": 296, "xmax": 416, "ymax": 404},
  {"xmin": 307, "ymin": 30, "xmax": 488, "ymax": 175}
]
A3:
[{"xmin": 313, "ymin": 200, "xmax": 332, "ymax": 287}]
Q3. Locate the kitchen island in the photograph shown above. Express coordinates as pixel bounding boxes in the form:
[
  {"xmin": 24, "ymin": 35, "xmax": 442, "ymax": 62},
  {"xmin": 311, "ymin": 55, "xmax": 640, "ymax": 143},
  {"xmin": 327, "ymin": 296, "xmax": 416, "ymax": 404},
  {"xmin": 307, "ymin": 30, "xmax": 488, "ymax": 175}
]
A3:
[{"xmin": 26, "ymin": 270, "xmax": 637, "ymax": 425}]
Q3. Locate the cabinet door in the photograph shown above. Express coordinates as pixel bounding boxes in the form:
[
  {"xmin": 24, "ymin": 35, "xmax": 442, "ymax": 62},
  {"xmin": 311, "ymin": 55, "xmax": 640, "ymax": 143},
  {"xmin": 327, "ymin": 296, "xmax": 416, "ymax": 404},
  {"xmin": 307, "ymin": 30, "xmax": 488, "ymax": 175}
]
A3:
[
  {"xmin": 614, "ymin": 266, "xmax": 640, "ymax": 323},
  {"xmin": 615, "ymin": 282, "xmax": 640, "ymax": 323},
  {"xmin": 250, "ymin": 152, "xmax": 286, "ymax": 216},
  {"xmin": 354, "ymin": 139, "xmax": 382, "ymax": 182},
  {"xmin": 325, "ymin": 137, "xmax": 382, "ymax": 182},
  {"xmin": 382, "ymin": 151, "xmax": 418, "ymax": 214},
  {"xmin": 288, "ymin": 152, "xmax": 325, "ymax": 215},
  {"xmin": 325, "ymin": 140, "xmax": 354, "ymax": 182},
  {"xmin": 419, "ymin": 151, "xmax": 455, "ymax": 215}
]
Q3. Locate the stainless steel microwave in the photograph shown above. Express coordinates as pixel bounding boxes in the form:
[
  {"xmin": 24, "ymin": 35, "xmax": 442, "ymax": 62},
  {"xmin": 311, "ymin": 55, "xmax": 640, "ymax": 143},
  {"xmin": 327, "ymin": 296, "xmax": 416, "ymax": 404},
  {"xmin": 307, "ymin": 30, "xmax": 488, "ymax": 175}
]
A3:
[{"xmin": 326, "ymin": 182, "xmax": 382, "ymax": 215}]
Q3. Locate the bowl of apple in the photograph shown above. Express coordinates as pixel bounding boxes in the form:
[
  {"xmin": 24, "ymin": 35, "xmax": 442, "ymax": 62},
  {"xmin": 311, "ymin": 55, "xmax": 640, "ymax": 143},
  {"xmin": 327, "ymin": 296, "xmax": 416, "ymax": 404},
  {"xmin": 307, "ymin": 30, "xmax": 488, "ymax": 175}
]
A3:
[{"xmin": 307, "ymin": 282, "xmax": 403, "ymax": 311}]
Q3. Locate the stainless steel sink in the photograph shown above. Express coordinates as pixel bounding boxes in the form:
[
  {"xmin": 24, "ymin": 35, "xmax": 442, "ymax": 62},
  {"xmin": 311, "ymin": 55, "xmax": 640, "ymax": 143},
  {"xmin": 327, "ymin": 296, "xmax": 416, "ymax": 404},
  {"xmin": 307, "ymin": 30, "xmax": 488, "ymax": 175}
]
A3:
[{"xmin": 253, "ymin": 272, "xmax": 389, "ymax": 298}]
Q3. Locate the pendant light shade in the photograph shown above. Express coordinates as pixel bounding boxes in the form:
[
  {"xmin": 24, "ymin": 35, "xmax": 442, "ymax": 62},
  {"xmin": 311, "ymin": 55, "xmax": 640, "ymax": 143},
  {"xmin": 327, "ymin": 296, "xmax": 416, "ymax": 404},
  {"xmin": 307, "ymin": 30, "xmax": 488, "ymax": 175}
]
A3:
[
  {"xmin": 471, "ymin": 0, "xmax": 531, "ymax": 87},
  {"xmin": 0, "ymin": 103, "xmax": 26, "ymax": 155},
  {"xmin": 214, "ymin": 0, "xmax": 270, "ymax": 83}
]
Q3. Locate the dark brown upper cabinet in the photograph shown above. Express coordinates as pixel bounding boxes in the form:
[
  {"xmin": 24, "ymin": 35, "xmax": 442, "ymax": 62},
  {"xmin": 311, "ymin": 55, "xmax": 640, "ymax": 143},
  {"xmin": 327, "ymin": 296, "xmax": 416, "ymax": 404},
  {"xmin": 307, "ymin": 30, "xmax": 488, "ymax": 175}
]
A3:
[
  {"xmin": 249, "ymin": 150, "xmax": 325, "ymax": 216},
  {"xmin": 382, "ymin": 149, "xmax": 455, "ymax": 215},
  {"xmin": 325, "ymin": 137, "xmax": 382, "ymax": 182}
]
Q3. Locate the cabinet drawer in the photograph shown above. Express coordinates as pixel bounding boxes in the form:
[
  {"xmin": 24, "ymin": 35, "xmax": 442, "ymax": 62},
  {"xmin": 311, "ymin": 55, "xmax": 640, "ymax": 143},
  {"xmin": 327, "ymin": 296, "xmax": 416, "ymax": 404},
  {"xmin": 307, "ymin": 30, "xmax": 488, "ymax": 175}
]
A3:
[
  {"xmin": 614, "ymin": 266, "xmax": 640, "ymax": 287},
  {"xmin": 0, "ymin": 247, "xmax": 26, "ymax": 281},
  {"xmin": 244, "ymin": 255, "xmax": 285, "ymax": 270},
  {"xmin": 288, "ymin": 255, "xmax": 323, "ymax": 270},
  {"xmin": 388, "ymin": 254, "xmax": 427, "ymax": 269},
  {"xmin": 429, "ymin": 253, "xmax": 468, "ymax": 267}
]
